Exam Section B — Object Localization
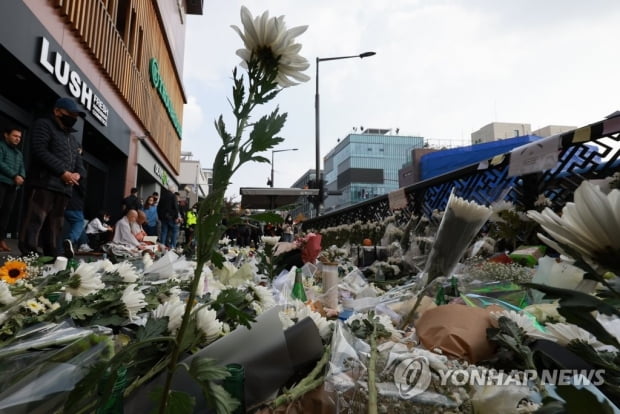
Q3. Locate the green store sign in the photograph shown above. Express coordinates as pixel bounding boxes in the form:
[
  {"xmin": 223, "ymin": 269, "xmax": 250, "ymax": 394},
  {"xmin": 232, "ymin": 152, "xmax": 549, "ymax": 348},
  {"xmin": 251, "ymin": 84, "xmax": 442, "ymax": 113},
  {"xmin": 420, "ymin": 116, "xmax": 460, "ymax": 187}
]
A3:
[{"xmin": 149, "ymin": 58, "xmax": 182, "ymax": 139}]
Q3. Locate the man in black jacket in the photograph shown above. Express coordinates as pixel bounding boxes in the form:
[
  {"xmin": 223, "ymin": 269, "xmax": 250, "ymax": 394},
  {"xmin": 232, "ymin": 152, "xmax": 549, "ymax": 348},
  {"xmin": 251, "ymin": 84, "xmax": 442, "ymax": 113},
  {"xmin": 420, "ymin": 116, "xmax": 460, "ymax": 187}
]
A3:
[{"xmin": 19, "ymin": 97, "xmax": 86, "ymax": 257}]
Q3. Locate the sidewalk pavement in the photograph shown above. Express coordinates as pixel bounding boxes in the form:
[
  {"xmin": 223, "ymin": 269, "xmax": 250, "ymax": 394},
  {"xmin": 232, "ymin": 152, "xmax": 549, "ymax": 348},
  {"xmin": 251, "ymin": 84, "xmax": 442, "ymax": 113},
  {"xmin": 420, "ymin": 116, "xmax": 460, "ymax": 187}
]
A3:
[{"xmin": 0, "ymin": 238, "xmax": 103, "ymax": 265}]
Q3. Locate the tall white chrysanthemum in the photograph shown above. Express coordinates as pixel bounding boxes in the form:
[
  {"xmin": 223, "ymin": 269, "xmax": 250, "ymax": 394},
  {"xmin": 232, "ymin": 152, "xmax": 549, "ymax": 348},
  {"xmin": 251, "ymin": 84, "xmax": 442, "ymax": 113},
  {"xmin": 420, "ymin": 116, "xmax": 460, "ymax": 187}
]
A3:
[
  {"xmin": 114, "ymin": 261, "xmax": 140, "ymax": 283},
  {"xmin": 231, "ymin": 6, "xmax": 310, "ymax": 87},
  {"xmin": 121, "ymin": 284, "xmax": 146, "ymax": 319},
  {"xmin": 66, "ymin": 263, "xmax": 105, "ymax": 297},
  {"xmin": 194, "ymin": 305, "xmax": 223, "ymax": 345},
  {"xmin": 152, "ymin": 296, "xmax": 186, "ymax": 334},
  {"xmin": 0, "ymin": 281, "xmax": 15, "ymax": 305},
  {"xmin": 528, "ymin": 180, "xmax": 620, "ymax": 272}
]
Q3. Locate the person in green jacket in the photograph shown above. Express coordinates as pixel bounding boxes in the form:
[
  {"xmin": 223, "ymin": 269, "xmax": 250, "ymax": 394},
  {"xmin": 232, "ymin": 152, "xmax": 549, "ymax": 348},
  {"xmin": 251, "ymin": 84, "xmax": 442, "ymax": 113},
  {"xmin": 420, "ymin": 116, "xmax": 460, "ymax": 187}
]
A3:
[{"xmin": 0, "ymin": 125, "xmax": 25, "ymax": 252}]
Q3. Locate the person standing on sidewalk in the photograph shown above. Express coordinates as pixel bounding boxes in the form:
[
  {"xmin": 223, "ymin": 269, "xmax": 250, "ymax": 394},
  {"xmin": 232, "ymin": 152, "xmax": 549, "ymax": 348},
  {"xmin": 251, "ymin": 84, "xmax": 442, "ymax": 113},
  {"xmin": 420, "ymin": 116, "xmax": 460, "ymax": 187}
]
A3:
[
  {"xmin": 0, "ymin": 125, "xmax": 26, "ymax": 252},
  {"xmin": 19, "ymin": 97, "xmax": 86, "ymax": 257}
]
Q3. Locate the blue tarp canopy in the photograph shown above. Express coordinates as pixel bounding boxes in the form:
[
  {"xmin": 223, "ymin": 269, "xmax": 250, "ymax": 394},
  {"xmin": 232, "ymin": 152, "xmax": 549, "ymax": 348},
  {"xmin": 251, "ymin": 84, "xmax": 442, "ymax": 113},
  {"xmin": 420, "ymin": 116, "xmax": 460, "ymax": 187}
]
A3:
[{"xmin": 420, "ymin": 135, "xmax": 541, "ymax": 181}]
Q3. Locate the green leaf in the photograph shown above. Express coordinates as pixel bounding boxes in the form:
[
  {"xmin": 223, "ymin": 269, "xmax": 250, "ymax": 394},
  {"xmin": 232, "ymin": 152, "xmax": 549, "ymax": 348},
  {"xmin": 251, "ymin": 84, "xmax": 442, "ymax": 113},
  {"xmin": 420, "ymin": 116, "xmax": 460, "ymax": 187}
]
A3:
[
  {"xmin": 187, "ymin": 358, "xmax": 240, "ymax": 414},
  {"xmin": 211, "ymin": 251, "xmax": 225, "ymax": 269},
  {"xmin": 149, "ymin": 387, "xmax": 195, "ymax": 414},
  {"xmin": 189, "ymin": 357, "xmax": 230, "ymax": 382},
  {"xmin": 68, "ymin": 305, "xmax": 97, "ymax": 320},
  {"xmin": 136, "ymin": 317, "xmax": 169, "ymax": 341},
  {"xmin": 90, "ymin": 314, "xmax": 126, "ymax": 327}
]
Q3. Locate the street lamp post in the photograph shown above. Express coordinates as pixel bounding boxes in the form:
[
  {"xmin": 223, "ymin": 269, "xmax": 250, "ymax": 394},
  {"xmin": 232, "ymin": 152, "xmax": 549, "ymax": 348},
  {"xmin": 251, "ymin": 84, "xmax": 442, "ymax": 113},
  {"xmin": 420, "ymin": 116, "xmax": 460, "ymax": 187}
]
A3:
[
  {"xmin": 270, "ymin": 148, "xmax": 298, "ymax": 187},
  {"xmin": 314, "ymin": 51, "xmax": 376, "ymax": 216}
]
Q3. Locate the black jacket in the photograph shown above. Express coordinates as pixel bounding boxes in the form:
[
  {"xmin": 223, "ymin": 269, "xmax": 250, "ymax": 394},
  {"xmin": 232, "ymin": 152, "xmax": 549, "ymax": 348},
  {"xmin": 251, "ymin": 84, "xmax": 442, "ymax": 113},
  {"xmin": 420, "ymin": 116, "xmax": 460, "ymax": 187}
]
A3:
[
  {"xmin": 27, "ymin": 116, "xmax": 85, "ymax": 197},
  {"xmin": 157, "ymin": 188, "xmax": 179, "ymax": 221}
]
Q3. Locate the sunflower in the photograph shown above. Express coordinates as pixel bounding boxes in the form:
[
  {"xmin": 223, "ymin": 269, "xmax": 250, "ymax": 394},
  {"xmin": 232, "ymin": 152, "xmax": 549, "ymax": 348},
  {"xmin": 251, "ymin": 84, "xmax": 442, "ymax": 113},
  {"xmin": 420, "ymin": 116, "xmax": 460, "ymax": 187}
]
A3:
[{"xmin": 0, "ymin": 260, "xmax": 28, "ymax": 284}]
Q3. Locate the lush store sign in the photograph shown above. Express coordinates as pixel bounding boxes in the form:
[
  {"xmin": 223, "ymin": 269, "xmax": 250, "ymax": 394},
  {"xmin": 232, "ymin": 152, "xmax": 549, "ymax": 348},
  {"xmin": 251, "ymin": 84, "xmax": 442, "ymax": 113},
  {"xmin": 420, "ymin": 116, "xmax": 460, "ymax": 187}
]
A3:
[
  {"xmin": 149, "ymin": 58, "xmax": 182, "ymax": 138},
  {"xmin": 38, "ymin": 37, "xmax": 109, "ymax": 126}
]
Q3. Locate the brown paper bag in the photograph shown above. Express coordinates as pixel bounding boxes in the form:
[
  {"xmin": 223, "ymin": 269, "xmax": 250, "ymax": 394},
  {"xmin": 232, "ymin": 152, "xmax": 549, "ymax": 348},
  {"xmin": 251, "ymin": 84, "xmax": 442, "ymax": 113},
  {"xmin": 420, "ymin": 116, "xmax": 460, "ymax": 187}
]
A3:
[{"xmin": 415, "ymin": 303, "xmax": 500, "ymax": 363}]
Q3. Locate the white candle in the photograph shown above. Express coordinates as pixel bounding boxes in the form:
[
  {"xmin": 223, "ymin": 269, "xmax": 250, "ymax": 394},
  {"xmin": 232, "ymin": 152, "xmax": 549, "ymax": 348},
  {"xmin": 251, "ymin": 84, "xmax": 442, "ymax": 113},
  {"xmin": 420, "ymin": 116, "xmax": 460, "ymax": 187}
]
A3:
[{"xmin": 53, "ymin": 257, "xmax": 68, "ymax": 271}]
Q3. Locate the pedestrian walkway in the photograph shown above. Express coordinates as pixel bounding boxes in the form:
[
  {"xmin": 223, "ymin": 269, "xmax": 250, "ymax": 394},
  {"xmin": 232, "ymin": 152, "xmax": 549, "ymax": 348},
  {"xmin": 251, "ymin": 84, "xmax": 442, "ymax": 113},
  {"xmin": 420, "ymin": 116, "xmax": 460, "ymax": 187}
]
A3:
[{"xmin": 0, "ymin": 238, "xmax": 104, "ymax": 266}]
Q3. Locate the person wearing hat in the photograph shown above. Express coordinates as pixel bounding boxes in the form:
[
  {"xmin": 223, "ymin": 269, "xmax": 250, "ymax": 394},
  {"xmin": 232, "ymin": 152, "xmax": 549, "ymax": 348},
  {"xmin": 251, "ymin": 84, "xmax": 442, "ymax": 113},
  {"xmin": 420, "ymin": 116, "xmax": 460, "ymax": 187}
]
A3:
[{"xmin": 18, "ymin": 97, "xmax": 86, "ymax": 257}]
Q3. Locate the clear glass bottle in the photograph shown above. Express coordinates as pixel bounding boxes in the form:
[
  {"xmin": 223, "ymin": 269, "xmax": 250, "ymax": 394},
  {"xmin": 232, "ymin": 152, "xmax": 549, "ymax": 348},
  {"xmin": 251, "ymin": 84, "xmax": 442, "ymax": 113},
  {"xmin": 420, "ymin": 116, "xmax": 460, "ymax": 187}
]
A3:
[{"xmin": 291, "ymin": 267, "xmax": 307, "ymax": 302}]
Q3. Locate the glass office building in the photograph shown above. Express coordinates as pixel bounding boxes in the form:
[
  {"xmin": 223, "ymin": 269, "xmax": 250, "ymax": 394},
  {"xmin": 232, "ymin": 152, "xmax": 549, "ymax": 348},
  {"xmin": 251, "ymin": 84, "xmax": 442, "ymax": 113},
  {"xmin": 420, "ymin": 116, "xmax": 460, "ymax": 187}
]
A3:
[{"xmin": 323, "ymin": 129, "xmax": 424, "ymax": 212}]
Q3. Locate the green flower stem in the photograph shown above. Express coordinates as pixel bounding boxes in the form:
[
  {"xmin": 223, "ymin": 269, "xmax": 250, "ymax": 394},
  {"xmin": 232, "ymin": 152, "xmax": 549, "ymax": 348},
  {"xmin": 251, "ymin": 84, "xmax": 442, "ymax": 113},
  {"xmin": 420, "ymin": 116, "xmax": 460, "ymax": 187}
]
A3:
[
  {"xmin": 158, "ymin": 57, "xmax": 280, "ymax": 413},
  {"xmin": 367, "ymin": 320, "xmax": 379, "ymax": 414},
  {"xmin": 270, "ymin": 346, "xmax": 330, "ymax": 408}
]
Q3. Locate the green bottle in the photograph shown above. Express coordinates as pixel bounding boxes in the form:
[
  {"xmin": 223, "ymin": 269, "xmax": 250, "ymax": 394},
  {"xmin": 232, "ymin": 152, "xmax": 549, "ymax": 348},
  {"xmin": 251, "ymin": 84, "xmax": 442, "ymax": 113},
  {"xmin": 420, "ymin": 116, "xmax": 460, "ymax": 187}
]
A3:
[
  {"xmin": 223, "ymin": 363, "xmax": 246, "ymax": 414},
  {"xmin": 291, "ymin": 268, "xmax": 307, "ymax": 302}
]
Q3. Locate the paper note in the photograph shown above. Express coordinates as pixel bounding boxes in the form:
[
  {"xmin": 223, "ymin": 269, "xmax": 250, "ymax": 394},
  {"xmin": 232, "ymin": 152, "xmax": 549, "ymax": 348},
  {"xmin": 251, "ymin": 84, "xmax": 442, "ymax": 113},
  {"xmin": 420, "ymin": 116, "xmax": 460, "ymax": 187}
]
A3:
[{"xmin": 508, "ymin": 135, "xmax": 560, "ymax": 177}]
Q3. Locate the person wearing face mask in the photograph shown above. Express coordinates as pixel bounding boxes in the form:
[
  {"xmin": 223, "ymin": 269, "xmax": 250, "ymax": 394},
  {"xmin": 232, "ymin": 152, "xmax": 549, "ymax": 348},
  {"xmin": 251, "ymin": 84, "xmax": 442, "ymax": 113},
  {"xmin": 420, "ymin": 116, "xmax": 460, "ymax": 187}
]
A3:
[{"xmin": 18, "ymin": 97, "xmax": 86, "ymax": 257}]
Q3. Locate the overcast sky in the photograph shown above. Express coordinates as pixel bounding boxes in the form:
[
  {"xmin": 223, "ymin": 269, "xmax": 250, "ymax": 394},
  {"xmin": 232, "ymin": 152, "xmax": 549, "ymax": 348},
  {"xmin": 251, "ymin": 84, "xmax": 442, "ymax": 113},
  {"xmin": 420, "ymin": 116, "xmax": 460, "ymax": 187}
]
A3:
[{"xmin": 181, "ymin": 0, "xmax": 620, "ymax": 200}]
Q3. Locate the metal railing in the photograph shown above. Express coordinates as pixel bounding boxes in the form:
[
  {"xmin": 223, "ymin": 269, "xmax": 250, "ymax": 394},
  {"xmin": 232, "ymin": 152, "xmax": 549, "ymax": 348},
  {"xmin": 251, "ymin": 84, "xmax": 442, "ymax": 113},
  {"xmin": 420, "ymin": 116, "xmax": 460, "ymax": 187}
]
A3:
[{"xmin": 303, "ymin": 114, "xmax": 620, "ymax": 231}]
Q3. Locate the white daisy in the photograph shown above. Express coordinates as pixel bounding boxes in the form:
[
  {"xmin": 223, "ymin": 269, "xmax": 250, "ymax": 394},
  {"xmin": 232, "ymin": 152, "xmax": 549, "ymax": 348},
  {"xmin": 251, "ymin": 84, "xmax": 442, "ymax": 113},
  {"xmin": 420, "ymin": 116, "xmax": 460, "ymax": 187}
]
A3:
[
  {"xmin": 0, "ymin": 281, "xmax": 15, "ymax": 305},
  {"xmin": 489, "ymin": 200, "xmax": 515, "ymax": 223},
  {"xmin": 231, "ymin": 6, "xmax": 310, "ymax": 87},
  {"xmin": 66, "ymin": 263, "xmax": 105, "ymax": 297},
  {"xmin": 194, "ymin": 305, "xmax": 223, "ymax": 345},
  {"xmin": 23, "ymin": 298, "xmax": 45, "ymax": 314},
  {"xmin": 152, "ymin": 296, "xmax": 185, "ymax": 334},
  {"xmin": 114, "ymin": 261, "xmax": 140, "ymax": 283},
  {"xmin": 121, "ymin": 284, "xmax": 146, "ymax": 319}
]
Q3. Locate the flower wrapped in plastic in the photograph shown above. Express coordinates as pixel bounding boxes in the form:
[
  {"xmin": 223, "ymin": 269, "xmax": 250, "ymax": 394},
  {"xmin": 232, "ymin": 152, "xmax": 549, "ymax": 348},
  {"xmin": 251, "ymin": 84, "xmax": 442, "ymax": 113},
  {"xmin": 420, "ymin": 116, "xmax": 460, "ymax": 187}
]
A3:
[{"xmin": 422, "ymin": 190, "xmax": 492, "ymax": 286}]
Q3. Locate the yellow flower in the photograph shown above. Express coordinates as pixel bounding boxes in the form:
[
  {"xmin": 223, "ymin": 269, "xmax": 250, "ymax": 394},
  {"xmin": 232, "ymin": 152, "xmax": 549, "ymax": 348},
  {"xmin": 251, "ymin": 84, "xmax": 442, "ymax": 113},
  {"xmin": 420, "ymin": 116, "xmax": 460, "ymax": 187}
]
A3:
[{"xmin": 0, "ymin": 260, "xmax": 28, "ymax": 284}]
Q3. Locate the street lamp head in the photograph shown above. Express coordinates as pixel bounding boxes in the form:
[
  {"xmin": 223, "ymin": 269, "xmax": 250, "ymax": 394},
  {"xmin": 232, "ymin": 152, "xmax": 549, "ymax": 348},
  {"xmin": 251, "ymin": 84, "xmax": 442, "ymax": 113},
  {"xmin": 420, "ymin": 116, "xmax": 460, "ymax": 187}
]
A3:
[{"xmin": 359, "ymin": 51, "xmax": 376, "ymax": 58}]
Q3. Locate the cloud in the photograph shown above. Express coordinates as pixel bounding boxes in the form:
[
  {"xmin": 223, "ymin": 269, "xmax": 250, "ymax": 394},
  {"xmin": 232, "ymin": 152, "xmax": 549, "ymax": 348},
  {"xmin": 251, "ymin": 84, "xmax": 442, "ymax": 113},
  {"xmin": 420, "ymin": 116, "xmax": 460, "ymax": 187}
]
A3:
[{"xmin": 181, "ymin": 0, "xmax": 620, "ymax": 198}]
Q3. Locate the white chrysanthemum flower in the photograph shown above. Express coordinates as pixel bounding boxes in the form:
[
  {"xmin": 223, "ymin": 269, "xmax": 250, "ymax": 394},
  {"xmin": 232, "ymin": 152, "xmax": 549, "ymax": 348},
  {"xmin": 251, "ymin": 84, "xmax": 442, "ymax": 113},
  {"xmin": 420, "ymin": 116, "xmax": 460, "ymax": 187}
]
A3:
[
  {"xmin": 95, "ymin": 259, "xmax": 116, "ymax": 273},
  {"xmin": 489, "ymin": 200, "xmax": 515, "ymax": 223},
  {"xmin": 543, "ymin": 322, "xmax": 601, "ymax": 347},
  {"xmin": 261, "ymin": 236, "xmax": 280, "ymax": 246},
  {"xmin": 528, "ymin": 180, "xmax": 620, "ymax": 270},
  {"xmin": 296, "ymin": 304, "xmax": 333, "ymax": 339},
  {"xmin": 152, "ymin": 296, "xmax": 185, "ymax": 334},
  {"xmin": 66, "ymin": 263, "xmax": 105, "ymax": 297},
  {"xmin": 24, "ymin": 298, "xmax": 45, "ymax": 314},
  {"xmin": 0, "ymin": 281, "xmax": 15, "ymax": 305},
  {"xmin": 491, "ymin": 310, "xmax": 552, "ymax": 341},
  {"xmin": 142, "ymin": 252, "xmax": 154, "ymax": 268},
  {"xmin": 37, "ymin": 296, "xmax": 52, "ymax": 309},
  {"xmin": 194, "ymin": 305, "xmax": 223, "ymax": 345},
  {"xmin": 522, "ymin": 302, "xmax": 565, "ymax": 323},
  {"xmin": 114, "ymin": 261, "xmax": 140, "ymax": 283},
  {"xmin": 231, "ymin": 6, "xmax": 310, "ymax": 87},
  {"xmin": 534, "ymin": 193, "xmax": 552, "ymax": 207},
  {"xmin": 248, "ymin": 284, "xmax": 276, "ymax": 311},
  {"xmin": 121, "ymin": 284, "xmax": 147, "ymax": 319},
  {"xmin": 218, "ymin": 235, "xmax": 231, "ymax": 246},
  {"xmin": 278, "ymin": 310, "xmax": 295, "ymax": 330}
]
